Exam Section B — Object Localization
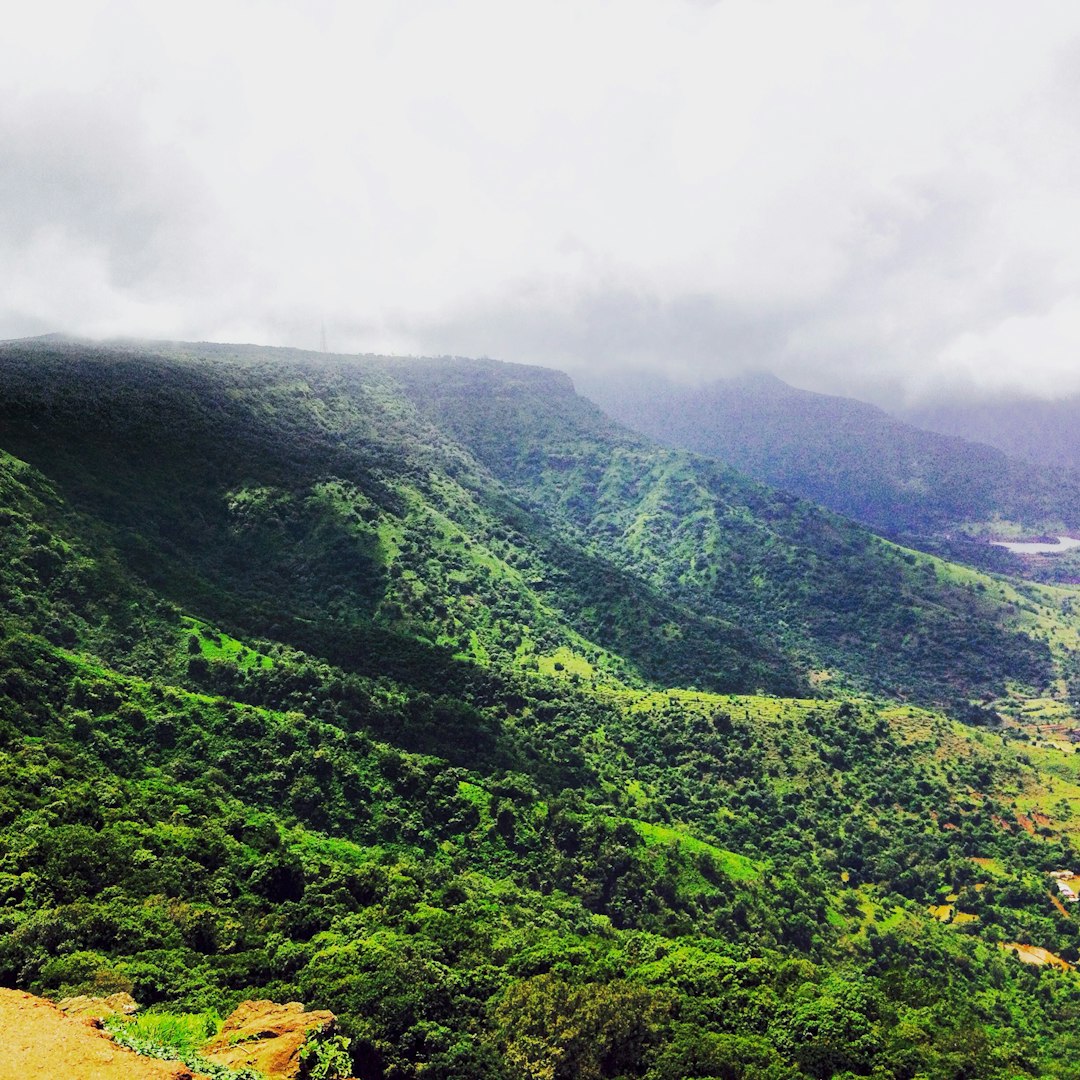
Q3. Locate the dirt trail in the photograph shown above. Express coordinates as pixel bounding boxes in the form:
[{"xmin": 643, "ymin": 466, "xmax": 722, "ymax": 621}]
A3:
[
  {"xmin": 0, "ymin": 988, "xmax": 200, "ymax": 1080},
  {"xmin": 1049, "ymin": 891, "xmax": 1071, "ymax": 917}
]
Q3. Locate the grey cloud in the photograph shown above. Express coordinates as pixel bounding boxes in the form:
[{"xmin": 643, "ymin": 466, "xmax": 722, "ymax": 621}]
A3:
[
  {"xmin": 6, "ymin": 1, "xmax": 1080, "ymax": 406},
  {"xmin": 0, "ymin": 91, "xmax": 212, "ymax": 293},
  {"xmin": 387, "ymin": 172, "xmax": 1070, "ymax": 406},
  {"xmin": 391, "ymin": 283, "xmax": 803, "ymax": 382}
]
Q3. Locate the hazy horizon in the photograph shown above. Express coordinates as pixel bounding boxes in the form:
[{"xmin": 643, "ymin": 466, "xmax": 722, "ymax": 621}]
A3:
[{"xmin": 6, "ymin": 1, "xmax": 1080, "ymax": 406}]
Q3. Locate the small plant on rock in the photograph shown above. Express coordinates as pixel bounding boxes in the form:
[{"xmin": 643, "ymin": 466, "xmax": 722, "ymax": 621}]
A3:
[{"xmin": 299, "ymin": 1033, "xmax": 353, "ymax": 1080}]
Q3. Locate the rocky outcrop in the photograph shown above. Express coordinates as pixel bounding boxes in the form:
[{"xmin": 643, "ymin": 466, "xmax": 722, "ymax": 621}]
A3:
[
  {"xmin": 203, "ymin": 999, "xmax": 342, "ymax": 1079},
  {"xmin": 0, "ymin": 988, "xmax": 351, "ymax": 1080},
  {"xmin": 58, "ymin": 991, "xmax": 141, "ymax": 1019}
]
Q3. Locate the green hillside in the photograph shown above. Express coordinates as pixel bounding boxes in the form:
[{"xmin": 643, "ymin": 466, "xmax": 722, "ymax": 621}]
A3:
[
  {"xmin": 388, "ymin": 357, "xmax": 1063, "ymax": 705},
  {"xmin": 5, "ymin": 338, "xmax": 1080, "ymax": 1078},
  {"xmin": 2, "ymin": 338, "xmax": 1065, "ymax": 708}
]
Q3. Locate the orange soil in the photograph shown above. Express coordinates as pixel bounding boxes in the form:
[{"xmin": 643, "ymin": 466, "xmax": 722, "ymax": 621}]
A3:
[
  {"xmin": 0, "ymin": 988, "xmax": 201, "ymax": 1080},
  {"xmin": 1001, "ymin": 943, "xmax": 1073, "ymax": 970},
  {"xmin": 1049, "ymin": 892, "xmax": 1071, "ymax": 917}
]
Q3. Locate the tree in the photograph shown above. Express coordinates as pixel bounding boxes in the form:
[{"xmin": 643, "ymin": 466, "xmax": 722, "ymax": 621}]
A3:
[{"xmin": 493, "ymin": 975, "xmax": 671, "ymax": 1080}]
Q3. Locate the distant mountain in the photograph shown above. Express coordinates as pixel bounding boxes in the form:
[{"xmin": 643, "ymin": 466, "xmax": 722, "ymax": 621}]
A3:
[
  {"xmin": 903, "ymin": 394, "xmax": 1080, "ymax": 471},
  {"xmin": 576, "ymin": 370, "xmax": 1080, "ymax": 538}
]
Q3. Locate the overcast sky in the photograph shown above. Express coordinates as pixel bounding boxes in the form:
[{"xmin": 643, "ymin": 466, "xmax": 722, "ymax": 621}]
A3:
[{"xmin": 5, "ymin": 0, "xmax": 1080, "ymax": 403}]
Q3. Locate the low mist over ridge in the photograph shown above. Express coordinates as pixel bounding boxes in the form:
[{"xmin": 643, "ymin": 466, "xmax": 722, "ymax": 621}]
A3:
[
  {"xmin": 902, "ymin": 393, "xmax": 1080, "ymax": 471},
  {"xmin": 8, "ymin": 2, "xmax": 1080, "ymax": 404}
]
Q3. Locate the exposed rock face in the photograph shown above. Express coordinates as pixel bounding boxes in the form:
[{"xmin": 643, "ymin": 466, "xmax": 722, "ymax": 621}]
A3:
[
  {"xmin": 0, "ymin": 988, "xmax": 198, "ymax": 1080},
  {"xmin": 58, "ymin": 991, "xmax": 141, "ymax": 1019},
  {"xmin": 203, "ymin": 999, "xmax": 341, "ymax": 1079}
]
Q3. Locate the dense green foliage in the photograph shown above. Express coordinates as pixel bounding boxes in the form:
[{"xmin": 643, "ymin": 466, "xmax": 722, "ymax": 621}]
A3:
[
  {"xmin": 390, "ymin": 358, "xmax": 1058, "ymax": 704},
  {"xmin": 580, "ymin": 370, "xmax": 1080, "ymax": 541},
  {"xmin": 4, "ymin": 338, "xmax": 1080, "ymax": 1077}
]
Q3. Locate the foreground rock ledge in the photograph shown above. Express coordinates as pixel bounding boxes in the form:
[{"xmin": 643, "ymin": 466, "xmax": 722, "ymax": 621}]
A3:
[
  {"xmin": 0, "ymin": 988, "xmax": 197, "ymax": 1080},
  {"xmin": 0, "ymin": 988, "xmax": 353, "ymax": 1080}
]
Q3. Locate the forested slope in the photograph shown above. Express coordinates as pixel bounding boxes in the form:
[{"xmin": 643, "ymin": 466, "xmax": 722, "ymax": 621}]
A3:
[
  {"xmin": 578, "ymin": 370, "xmax": 1080, "ymax": 539},
  {"xmin": 0, "ymin": 339, "xmax": 799, "ymax": 698},
  {"xmin": 0, "ymin": 338, "xmax": 1063, "ymax": 706},
  {"xmin": 4, "ymin": 338, "xmax": 1080, "ymax": 1078},
  {"xmin": 388, "ymin": 356, "xmax": 1060, "ymax": 705},
  {"xmin": 906, "ymin": 393, "xmax": 1080, "ymax": 471}
]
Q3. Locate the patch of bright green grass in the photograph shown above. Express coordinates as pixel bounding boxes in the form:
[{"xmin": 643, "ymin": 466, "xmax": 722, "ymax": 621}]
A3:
[
  {"xmin": 632, "ymin": 820, "xmax": 759, "ymax": 881},
  {"xmin": 1019, "ymin": 698, "xmax": 1073, "ymax": 719},
  {"xmin": 108, "ymin": 1011, "xmax": 220, "ymax": 1055},
  {"xmin": 182, "ymin": 618, "xmax": 273, "ymax": 671},
  {"xmin": 971, "ymin": 856, "xmax": 1008, "ymax": 877},
  {"xmin": 104, "ymin": 1011, "xmax": 264, "ymax": 1080},
  {"xmin": 536, "ymin": 647, "xmax": 594, "ymax": 678}
]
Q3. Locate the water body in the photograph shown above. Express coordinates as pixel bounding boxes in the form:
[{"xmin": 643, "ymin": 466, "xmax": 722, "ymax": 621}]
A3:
[{"xmin": 991, "ymin": 535, "xmax": 1080, "ymax": 555}]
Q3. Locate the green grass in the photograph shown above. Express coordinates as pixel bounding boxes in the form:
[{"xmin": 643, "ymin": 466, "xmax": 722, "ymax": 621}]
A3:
[
  {"xmin": 103, "ymin": 1011, "xmax": 265, "ymax": 1080},
  {"xmin": 182, "ymin": 618, "xmax": 273, "ymax": 670},
  {"xmin": 536, "ymin": 647, "xmax": 594, "ymax": 678},
  {"xmin": 108, "ymin": 1011, "xmax": 221, "ymax": 1054},
  {"xmin": 632, "ymin": 820, "xmax": 760, "ymax": 882},
  {"xmin": 972, "ymin": 857, "xmax": 1009, "ymax": 877}
]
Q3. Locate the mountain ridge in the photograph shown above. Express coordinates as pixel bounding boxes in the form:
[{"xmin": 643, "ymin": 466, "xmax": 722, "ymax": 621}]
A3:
[
  {"xmin": 5, "ymin": 336, "xmax": 1076, "ymax": 710},
  {"xmin": 904, "ymin": 392, "xmax": 1080, "ymax": 471}
]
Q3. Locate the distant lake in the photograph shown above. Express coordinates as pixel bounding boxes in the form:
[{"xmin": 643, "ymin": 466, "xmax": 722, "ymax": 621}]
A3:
[{"xmin": 991, "ymin": 535, "xmax": 1080, "ymax": 555}]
